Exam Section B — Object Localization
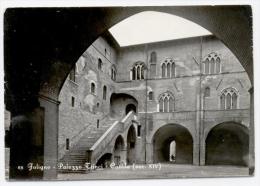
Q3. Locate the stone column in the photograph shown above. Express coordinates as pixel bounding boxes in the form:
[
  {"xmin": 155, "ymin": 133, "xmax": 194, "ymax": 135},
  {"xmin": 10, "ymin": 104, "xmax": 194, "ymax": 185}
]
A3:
[
  {"xmin": 38, "ymin": 95, "xmax": 60, "ymax": 180},
  {"xmin": 248, "ymin": 87, "xmax": 254, "ymax": 175},
  {"xmin": 145, "ymin": 142, "xmax": 153, "ymax": 164},
  {"xmin": 195, "ymin": 94, "xmax": 201, "ymax": 165},
  {"xmin": 121, "ymin": 147, "xmax": 127, "ymax": 165}
]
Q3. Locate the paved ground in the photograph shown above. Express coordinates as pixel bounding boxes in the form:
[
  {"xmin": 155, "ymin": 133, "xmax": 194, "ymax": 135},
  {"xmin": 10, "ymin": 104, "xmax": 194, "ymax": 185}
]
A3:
[{"xmin": 57, "ymin": 164, "xmax": 250, "ymax": 180}]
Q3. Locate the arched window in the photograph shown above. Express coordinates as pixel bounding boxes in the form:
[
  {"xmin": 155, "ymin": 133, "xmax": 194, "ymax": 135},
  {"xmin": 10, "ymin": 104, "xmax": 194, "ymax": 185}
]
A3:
[
  {"xmin": 220, "ymin": 94, "xmax": 225, "ymax": 109},
  {"xmin": 111, "ymin": 65, "xmax": 117, "ymax": 81},
  {"xmin": 158, "ymin": 92, "xmax": 174, "ymax": 112},
  {"xmin": 159, "ymin": 97, "xmax": 163, "ymax": 112},
  {"xmin": 131, "ymin": 62, "xmax": 146, "ymax": 80},
  {"xmin": 148, "ymin": 91, "xmax": 153, "ymax": 101},
  {"xmin": 220, "ymin": 88, "xmax": 238, "ymax": 110},
  {"xmin": 205, "ymin": 59, "xmax": 209, "ymax": 74},
  {"xmin": 204, "ymin": 87, "xmax": 210, "ymax": 97},
  {"xmin": 216, "ymin": 57, "xmax": 221, "ymax": 73},
  {"xmin": 91, "ymin": 82, "xmax": 95, "ymax": 94},
  {"xmin": 103, "ymin": 86, "xmax": 107, "ymax": 100},
  {"xmin": 210, "ymin": 58, "xmax": 215, "ymax": 74},
  {"xmin": 203, "ymin": 52, "xmax": 221, "ymax": 74},
  {"xmin": 162, "ymin": 63, "xmax": 166, "ymax": 78},
  {"xmin": 161, "ymin": 58, "xmax": 175, "ymax": 78},
  {"xmin": 98, "ymin": 58, "xmax": 102, "ymax": 70},
  {"xmin": 150, "ymin": 51, "xmax": 157, "ymax": 63}
]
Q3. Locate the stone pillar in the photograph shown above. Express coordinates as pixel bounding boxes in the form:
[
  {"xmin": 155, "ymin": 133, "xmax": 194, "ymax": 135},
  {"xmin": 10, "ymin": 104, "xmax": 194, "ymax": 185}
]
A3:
[
  {"xmin": 9, "ymin": 107, "xmax": 45, "ymax": 179},
  {"xmin": 145, "ymin": 142, "xmax": 153, "ymax": 164},
  {"xmin": 38, "ymin": 95, "xmax": 60, "ymax": 180},
  {"xmin": 195, "ymin": 94, "xmax": 201, "ymax": 165},
  {"xmin": 121, "ymin": 147, "xmax": 127, "ymax": 165},
  {"xmin": 248, "ymin": 87, "xmax": 254, "ymax": 175},
  {"xmin": 9, "ymin": 114, "xmax": 35, "ymax": 179},
  {"xmin": 199, "ymin": 139, "xmax": 206, "ymax": 166}
]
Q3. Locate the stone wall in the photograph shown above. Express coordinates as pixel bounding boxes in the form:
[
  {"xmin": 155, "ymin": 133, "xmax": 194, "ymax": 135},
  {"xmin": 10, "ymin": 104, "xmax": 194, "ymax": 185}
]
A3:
[
  {"xmin": 58, "ymin": 34, "xmax": 251, "ymax": 164},
  {"xmin": 58, "ymin": 36, "xmax": 117, "ymax": 158}
]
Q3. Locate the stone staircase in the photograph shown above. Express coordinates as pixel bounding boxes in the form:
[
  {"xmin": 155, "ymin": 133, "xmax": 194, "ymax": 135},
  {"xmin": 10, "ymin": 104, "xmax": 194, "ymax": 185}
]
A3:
[{"xmin": 58, "ymin": 118, "xmax": 117, "ymax": 173}]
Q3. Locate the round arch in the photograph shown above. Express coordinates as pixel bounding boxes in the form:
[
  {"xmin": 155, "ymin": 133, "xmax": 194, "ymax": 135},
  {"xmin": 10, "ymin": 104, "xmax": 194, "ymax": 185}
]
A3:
[
  {"xmin": 152, "ymin": 123, "xmax": 193, "ymax": 164},
  {"xmin": 205, "ymin": 122, "xmax": 249, "ymax": 166},
  {"xmin": 125, "ymin": 104, "xmax": 136, "ymax": 115},
  {"xmin": 110, "ymin": 93, "xmax": 138, "ymax": 118},
  {"xmin": 127, "ymin": 125, "xmax": 137, "ymax": 164},
  {"xmin": 96, "ymin": 153, "xmax": 113, "ymax": 168},
  {"xmin": 113, "ymin": 135, "xmax": 125, "ymax": 166},
  {"xmin": 4, "ymin": 7, "xmax": 253, "ymax": 179}
]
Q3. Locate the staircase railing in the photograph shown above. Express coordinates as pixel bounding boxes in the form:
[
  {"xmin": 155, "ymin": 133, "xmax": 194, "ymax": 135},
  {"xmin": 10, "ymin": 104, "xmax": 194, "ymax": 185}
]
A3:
[{"xmin": 89, "ymin": 111, "xmax": 136, "ymax": 163}]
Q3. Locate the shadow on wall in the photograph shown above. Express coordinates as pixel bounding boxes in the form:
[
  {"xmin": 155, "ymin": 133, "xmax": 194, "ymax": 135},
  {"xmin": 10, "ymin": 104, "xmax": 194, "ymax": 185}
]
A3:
[
  {"xmin": 206, "ymin": 122, "xmax": 249, "ymax": 166},
  {"xmin": 110, "ymin": 93, "xmax": 138, "ymax": 118}
]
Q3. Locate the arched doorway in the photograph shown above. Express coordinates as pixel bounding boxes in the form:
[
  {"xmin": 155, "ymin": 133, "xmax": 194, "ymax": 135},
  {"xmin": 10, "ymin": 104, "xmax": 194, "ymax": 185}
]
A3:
[
  {"xmin": 169, "ymin": 140, "xmax": 176, "ymax": 163},
  {"xmin": 127, "ymin": 125, "xmax": 136, "ymax": 164},
  {"xmin": 206, "ymin": 122, "xmax": 249, "ymax": 166},
  {"xmin": 153, "ymin": 124, "xmax": 193, "ymax": 164},
  {"xmin": 96, "ymin": 153, "xmax": 112, "ymax": 168},
  {"xmin": 125, "ymin": 104, "xmax": 136, "ymax": 115},
  {"xmin": 113, "ymin": 135, "xmax": 125, "ymax": 165}
]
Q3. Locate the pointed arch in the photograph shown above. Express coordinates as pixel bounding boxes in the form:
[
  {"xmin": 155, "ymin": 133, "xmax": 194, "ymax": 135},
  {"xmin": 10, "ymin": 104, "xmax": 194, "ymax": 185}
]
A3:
[{"xmin": 158, "ymin": 91, "xmax": 175, "ymax": 112}]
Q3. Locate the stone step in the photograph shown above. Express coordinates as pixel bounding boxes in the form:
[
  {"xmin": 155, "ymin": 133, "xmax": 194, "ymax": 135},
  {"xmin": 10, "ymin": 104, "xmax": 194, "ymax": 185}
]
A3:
[{"xmin": 58, "ymin": 118, "xmax": 118, "ymax": 172}]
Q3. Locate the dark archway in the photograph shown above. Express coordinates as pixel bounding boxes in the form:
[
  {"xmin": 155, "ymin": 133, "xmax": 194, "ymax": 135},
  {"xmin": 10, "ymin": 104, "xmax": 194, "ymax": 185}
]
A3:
[
  {"xmin": 113, "ymin": 135, "xmax": 125, "ymax": 165},
  {"xmin": 153, "ymin": 124, "xmax": 193, "ymax": 164},
  {"xmin": 125, "ymin": 104, "xmax": 136, "ymax": 115},
  {"xmin": 4, "ymin": 7, "xmax": 253, "ymax": 179},
  {"xmin": 96, "ymin": 153, "xmax": 112, "ymax": 168},
  {"xmin": 127, "ymin": 125, "xmax": 136, "ymax": 164},
  {"xmin": 206, "ymin": 122, "xmax": 249, "ymax": 166},
  {"xmin": 110, "ymin": 93, "xmax": 138, "ymax": 118}
]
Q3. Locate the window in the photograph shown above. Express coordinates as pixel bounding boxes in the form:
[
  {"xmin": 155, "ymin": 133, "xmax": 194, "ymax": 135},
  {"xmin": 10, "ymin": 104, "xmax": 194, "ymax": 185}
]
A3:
[
  {"xmin": 150, "ymin": 51, "xmax": 157, "ymax": 63},
  {"xmin": 137, "ymin": 125, "xmax": 141, "ymax": 137},
  {"xmin": 66, "ymin": 138, "xmax": 70, "ymax": 150},
  {"xmin": 204, "ymin": 87, "xmax": 210, "ymax": 97},
  {"xmin": 97, "ymin": 119, "xmax": 100, "ymax": 128},
  {"xmin": 103, "ymin": 86, "xmax": 107, "ymax": 100},
  {"xmin": 98, "ymin": 58, "xmax": 102, "ymax": 70},
  {"xmin": 148, "ymin": 91, "xmax": 153, "ymax": 101},
  {"xmin": 69, "ymin": 66, "xmax": 76, "ymax": 82},
  {"xmin": 203, "ymin": 52, "xmax": 221, "ymax": 74},
  {"xmin": 111, "ymin": 65, "xmax": 117, "ymax": 81},
  {"xmin": 161, "ymin": 58, "xmax": 175, "ymax": 78},
  {"xmin": 71, "ymin": 96, "xmax": 75, "ymax": 107},
  {"xmin": 158, "ymin": 92, "xmax": 174, "ymax": 112},
  {"xmin": 220, "ymin": 88, "xmax": 238, "ymax": 110},
  {"xmin": 131, "ymin": 62, "xmax": 146, "ymax": 80},
  {"xmin": 91, "ymin": 82, "xmax": 95, "ymax": 94}
]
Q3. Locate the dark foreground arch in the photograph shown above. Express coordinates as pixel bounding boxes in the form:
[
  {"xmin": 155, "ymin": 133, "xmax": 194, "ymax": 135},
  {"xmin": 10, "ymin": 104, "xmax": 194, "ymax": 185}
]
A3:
[
  {"xmin": 96, "ymin": 153, "xmax": 112, "ymax": 168},
  {"xmin": 206, "ymin": 122, "xmax": 249, "ymax": 166},
  {"xmin": 153, "ymin": 124, "xmax": 193, "ymax": 164}
]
